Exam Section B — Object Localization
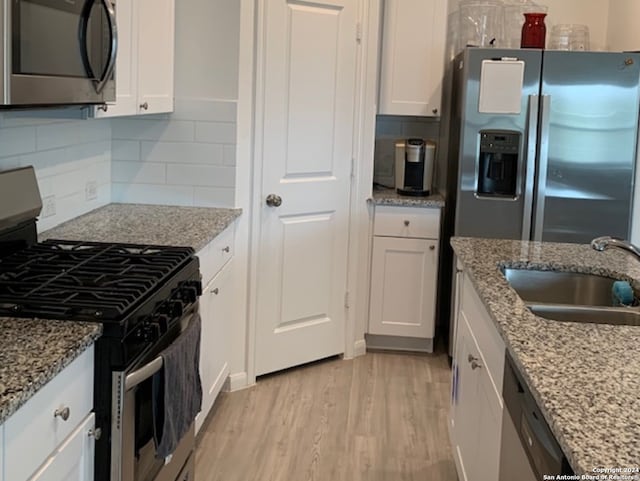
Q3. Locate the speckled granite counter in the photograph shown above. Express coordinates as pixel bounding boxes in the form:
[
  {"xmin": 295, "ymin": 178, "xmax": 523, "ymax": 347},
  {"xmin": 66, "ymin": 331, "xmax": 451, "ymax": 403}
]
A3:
[
  {"xmin": 40, "ymin": 204, "xmax": 242, "ymax": 251},
  {"xmin": 0, "ymin": 318, "xmax": 101, "ymax": 424},
  {"xmin": 372, "ymin": 185, "xmax": 445, "ymax": 208},
  {"xmin": 451, "ymin": 237, "xmax": 640, "ymax": 474}
]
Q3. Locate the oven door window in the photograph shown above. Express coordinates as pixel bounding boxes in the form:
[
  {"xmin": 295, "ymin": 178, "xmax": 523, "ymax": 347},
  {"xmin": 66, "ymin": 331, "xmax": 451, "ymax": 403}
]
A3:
[{"xmin": 12, "ymin": 0, "xmax": 110, "ymax": 80}]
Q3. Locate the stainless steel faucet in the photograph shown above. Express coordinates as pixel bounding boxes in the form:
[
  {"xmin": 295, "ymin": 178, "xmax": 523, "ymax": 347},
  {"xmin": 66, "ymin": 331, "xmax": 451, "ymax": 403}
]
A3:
[{"xmin": 591, "ymin": 236, "xmax": 640, "ymax": 260}]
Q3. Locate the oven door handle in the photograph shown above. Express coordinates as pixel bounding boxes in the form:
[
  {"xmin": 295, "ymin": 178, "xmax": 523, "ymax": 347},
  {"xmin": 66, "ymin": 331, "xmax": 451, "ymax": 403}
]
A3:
[{"xmin": 124, "ymin": 312, "xmax": 195, "ymax": 391}]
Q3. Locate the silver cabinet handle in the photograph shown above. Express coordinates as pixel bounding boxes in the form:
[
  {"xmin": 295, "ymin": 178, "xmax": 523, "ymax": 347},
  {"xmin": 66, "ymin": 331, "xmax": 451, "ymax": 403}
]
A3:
[
  {"xmin": 468, "ymin": 354, "xmax": 482, "ymax": 370},
  {"xmin": 222, "ymin": 246, "xmax": 230, "ymax": 253},
  {"xmin": 404, "ymin": 220, "xmax": 410, "ymax": 226},
  {"xmin": 140, "ymin": 102, "xmax": 149, "ymax": 111},
  {"xmin": 211, "ymin": 287, "xmax": 219, "ymax": 295},
  {"xmin": 54, "ymin": 407, "xmax": 70, "ymax": 421},
  {"xmin": 266, "ymin": 194, "xmax": 282, "ymax": 207},
  {"xmin": 88, "ymin": 427, "xmax": 102, "ymax": 440}
]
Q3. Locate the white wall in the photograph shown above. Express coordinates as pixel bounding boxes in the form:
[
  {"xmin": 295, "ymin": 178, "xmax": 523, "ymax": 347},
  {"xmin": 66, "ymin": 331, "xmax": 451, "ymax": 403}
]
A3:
[
  {"xmin": 0, "ymin": 110, "xmax": 111, "ymax": 232},
  {"xmin": 607, "ymin": 0, "xmax": 640, "ymax": 51},
  {"xmin": 111, "ymin": 0, "xmax": 241, "ymax": 207}
]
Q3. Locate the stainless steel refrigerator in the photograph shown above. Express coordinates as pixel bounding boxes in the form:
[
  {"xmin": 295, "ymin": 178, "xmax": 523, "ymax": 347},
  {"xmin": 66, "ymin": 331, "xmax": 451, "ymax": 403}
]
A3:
[
  {"xmin": 443, "ymin": 48, "xmax": 640, "ymax": 355},
  {"xmin": 450, "ymin": 48, "xmax": 640, "ymax": 243}
]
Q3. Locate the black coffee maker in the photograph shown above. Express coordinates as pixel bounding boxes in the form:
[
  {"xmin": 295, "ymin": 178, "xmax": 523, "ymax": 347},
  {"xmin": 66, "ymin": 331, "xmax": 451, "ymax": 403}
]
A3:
[{"xmin": 394, "ymin": 138, "xmax": 435, "ymax": 196}]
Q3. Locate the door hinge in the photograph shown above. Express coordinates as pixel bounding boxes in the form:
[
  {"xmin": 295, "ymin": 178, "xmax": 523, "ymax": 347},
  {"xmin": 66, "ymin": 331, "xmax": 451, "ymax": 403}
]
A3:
[
  {"xmin": 356, "ymin": 22, "xmax": 362, "ymax": 43},
  {"xmin": 344, "ymin": 291, "xmax": 350, "ymax": 309}
]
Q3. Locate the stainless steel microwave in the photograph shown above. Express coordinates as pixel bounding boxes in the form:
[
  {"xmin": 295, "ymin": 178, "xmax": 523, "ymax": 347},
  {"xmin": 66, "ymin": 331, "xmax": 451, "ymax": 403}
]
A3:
[{"xmin": 0, "ymin": 0, "xmax": 117, "ymax": 107}]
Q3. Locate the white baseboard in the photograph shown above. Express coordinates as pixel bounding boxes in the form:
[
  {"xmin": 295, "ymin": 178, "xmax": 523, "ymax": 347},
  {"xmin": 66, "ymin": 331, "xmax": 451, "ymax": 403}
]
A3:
[
  {"xmin": 225, "ymin": 371, "xmax": 251, "ymax": 392},
  {"xmin": 353, "ymin": 339, "xmax": 367, "ymax": 357},
  {"xmin": 365, "ymin": 334, "xmax": 434, "ymax": 353}
]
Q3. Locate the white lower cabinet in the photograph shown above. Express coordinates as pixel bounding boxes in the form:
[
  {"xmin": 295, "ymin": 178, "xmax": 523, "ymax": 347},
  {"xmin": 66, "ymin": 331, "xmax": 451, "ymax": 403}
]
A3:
[
  {"xmin": 28, "ymin": 413, "xmax": 96, "ymax": 481},
  {"xmin": 196, "ymin": 259, "xmax": 233, "ymax": 433},
  {"xmin": 195, "ymin": 223, "xmax": 237, "ymax": 434},
  {"xmin": 368, "ymin": 205, "xmax": 441, "ymax": 350},
  {"xmin": 2, "ymin": 346, "xmax": 95, "ymax": 481},
  {"xmin": 369, "ymin": 236, "xmax": 439, "ymax": 338},
  {"xmin": 450, "ymin": 273, "xmax": 505, "ymax": 481}
]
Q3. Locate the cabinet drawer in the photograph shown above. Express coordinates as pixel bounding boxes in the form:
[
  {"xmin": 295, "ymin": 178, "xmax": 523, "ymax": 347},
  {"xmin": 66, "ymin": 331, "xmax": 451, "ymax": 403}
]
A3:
[
  {"xmin": 5, "ymin": 347, "xmax": 94, "ymax": 481},
  {"xmin": 374, "ymin": 205, "xmax": 440, "ymax": 239},
  {"xmin": 28, "ymin": 413, "xmax": 95, "ymax": 481},
  {"xmin": 198, "ymin": 224, "xmax": 235, "ymax": 286}
]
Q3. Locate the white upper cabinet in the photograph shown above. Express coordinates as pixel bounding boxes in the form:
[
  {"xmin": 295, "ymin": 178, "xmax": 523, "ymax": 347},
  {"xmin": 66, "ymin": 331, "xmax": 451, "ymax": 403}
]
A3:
[
  {"xmin": 93, "ymin": 0, "xmax": 174, "ymax": 117},
  {"xmin": 379, "ymin": 0, "xmax": 448, "ymax": 117}
]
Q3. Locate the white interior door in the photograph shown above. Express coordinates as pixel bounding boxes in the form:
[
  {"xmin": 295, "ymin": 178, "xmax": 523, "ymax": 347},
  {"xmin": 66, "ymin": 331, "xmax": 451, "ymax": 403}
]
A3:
[{"xmin": 254, "ymin": 0, "xmax": 357, "ymax": 376}]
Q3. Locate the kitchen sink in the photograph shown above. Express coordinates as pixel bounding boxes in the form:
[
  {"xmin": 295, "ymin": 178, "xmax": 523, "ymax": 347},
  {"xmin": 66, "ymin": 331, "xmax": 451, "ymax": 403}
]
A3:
[
  {"xmin": 502, "ymin": 268, "xmax": 630, "ymax": 307},
  {"xmin": 528, "ymin": 304, "xmax": 640, "ymax": 326}
]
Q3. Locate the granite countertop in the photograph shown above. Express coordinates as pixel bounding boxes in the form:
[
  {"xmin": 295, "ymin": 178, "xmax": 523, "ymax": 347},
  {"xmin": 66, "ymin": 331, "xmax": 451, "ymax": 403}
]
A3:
[
  {"xmin": 0, "ymin": 318, "xmax": 102, "ymax": 424},
  {"xmin": 371, "ymin": 185, "xmax": 445, "ymax": 208},
  {"xmin": 451, "ymin": 237, "xmax": 640, "ymax": 474},
  {"xmin": 41, "ymin": 203, "xmax": 242, "ymax": 251}
]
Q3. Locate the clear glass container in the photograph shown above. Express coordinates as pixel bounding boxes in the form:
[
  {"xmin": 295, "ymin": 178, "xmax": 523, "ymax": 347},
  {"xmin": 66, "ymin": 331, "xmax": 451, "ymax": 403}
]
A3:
[
  {"xmin": 458, "ymin": 0, "xmax": 504, "ymax": 50},
  {"xmin": 503, "ymin": 1, "xmax": 548, "ymax": 48},
  {"xmin": 548, "ymin": 24, "xmax": 590, "ymax": 51}
]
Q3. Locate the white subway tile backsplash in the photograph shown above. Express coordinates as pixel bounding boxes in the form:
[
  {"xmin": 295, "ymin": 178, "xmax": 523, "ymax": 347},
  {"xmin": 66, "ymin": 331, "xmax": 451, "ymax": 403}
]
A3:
[
  {"xmin": 141, "ymin": 141, "xmax": 224, "ymax": 165},
  {"xmin": 112, "ymin": 161, "xmax": 166, "ymax": 184},
  {"xmin": 112, "ymin": 140, "xmax": 141, "ymax": 161},
  {"xmin": 112, "ymin": 119, "xmax": 196, "ymax": 142},
  {"xmin": 0, "ymin": 127, "xmax": 37, "ymax": 157},
  {"xmin": 166, "ymin": 164, "xmax": 235, "ymax": 188},
  {"xmin": 195, "ymin": 122, "xmax": 236, "ymax": 144},
  {"xmin": 111, "ymin": 182, "xmax": 194, "ymax": 206},
  {"xmin": 0, "ymin": 109, "xmax": 84, "ymax": 128},
  {"xmin": 223, "ymin": 144, "xmax": 236, "ymax": 166},
  {"xmin": 194, "ymin": 187, "xmax": 235, "ymax": 207},
  {"xmin": 36, "ymin": 120, "xmax": 110, "ymax": 150},
  {"xmin": 173, "ymin": 98, "xmax": 237, "ymax": 122}
]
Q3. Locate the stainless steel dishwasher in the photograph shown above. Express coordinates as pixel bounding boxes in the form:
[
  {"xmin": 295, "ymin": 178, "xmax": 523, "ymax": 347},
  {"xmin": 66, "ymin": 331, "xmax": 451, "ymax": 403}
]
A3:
[{"xmin": 500, "ymin": 354, "xmax": 574, "ymax": 480}]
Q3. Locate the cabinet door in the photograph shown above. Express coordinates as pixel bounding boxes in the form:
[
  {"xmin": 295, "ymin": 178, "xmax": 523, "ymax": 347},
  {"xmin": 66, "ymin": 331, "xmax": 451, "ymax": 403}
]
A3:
[
  {"xmin": 451, "ymin": 311, "xmax": 480, "ymax": 481},
  {"xmin": 94, "ymin": 0, "xmax": 137, "ymax": 117},
  {"xmin": 137, "ymin": 0, "xmax": 175, "ymax": 114},
  {"xmin": 379, "ymin": 0, "xmax": 448, "ymax": 116},
  {"xmin": 28, "ymin": 413, "xmax": 95, "ymax": 481},
  {"xmin": 196, "ymin": 260, "xmax": 233, "ymax": 433},
  {"xmin": 368, "ymin": 236, "xmax": 438, "ymax": 338}
]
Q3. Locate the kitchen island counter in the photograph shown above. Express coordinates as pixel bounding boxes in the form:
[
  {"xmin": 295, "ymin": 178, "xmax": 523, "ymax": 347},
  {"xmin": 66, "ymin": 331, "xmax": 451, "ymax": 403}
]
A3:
[
  {"xmin": 0, "ymin": 317, "xmax": 101, "ymax": 424},
  {"xmin": 452, "ymin": 237, "xmax": 640, "ymax": 475},
  {"xmin": 40, "ymin": 203, "xmax": 242, "ymax": 251}
]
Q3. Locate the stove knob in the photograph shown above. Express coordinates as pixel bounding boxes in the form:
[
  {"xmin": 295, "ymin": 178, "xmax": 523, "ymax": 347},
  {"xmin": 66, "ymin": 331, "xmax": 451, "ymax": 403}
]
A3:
[
  {"xmin": 183, "ymin": 285, "xmax": 199, "ymax": 304},
  {"xmin": 171, "ymin": 300, "xmax": 184, "ymax": 317}
]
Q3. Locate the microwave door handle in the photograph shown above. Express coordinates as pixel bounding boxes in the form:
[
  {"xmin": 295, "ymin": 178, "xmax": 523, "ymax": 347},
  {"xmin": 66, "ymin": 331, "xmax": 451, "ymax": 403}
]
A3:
[
  {"xmin": 78, "ymin": 0, "xmax": 96, "ymax": 81},
  {"xmin": 94, "ymin": 0, "xmax": 118, "ymax": 94}
]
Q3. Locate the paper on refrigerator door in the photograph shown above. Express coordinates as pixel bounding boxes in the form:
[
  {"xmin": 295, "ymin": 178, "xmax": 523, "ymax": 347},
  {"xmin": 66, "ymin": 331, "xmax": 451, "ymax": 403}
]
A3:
[{"xmin": 478, "ymin": 59, "xmax": 525, "ymax": 114}]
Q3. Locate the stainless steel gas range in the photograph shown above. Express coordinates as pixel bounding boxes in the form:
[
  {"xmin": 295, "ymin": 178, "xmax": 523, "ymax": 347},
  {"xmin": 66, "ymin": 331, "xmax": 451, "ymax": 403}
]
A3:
[{"xmin": 0, "ymin": 166, "xmax": 201, "ymax": 481}]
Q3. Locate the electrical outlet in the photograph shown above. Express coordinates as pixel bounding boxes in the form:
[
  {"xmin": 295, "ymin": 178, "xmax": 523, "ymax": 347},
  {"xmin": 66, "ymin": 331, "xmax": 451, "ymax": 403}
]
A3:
[
  {"xmin": 85, "ymin": 180, "xmax": 98, "ymax": 201},
  {"xmin": 42, "ymin": 195, "xmax": 56, "ymax": 218}
]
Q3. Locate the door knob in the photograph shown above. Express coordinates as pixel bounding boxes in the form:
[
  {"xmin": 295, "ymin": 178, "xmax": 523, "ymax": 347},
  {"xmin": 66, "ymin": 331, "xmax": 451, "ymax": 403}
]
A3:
[{"xmin": 266, "ymin": 194, "xmax": 282, "ymax": 207}]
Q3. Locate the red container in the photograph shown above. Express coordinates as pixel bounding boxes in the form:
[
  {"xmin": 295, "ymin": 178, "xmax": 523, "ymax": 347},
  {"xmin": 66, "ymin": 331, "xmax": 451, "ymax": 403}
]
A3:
[{"xmin": 521, "ymin": 12, "xmax": 547, "ymax": 48}]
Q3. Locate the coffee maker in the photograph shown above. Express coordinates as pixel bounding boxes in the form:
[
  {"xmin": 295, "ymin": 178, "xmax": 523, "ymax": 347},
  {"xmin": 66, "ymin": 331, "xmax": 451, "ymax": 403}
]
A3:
[{"xmin": 395, "ymin": 138, "xmax": 435, "ymax": 196}]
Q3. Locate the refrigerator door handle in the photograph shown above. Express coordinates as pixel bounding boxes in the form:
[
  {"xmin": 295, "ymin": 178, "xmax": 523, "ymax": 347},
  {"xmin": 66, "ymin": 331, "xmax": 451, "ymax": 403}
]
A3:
[
  {"xmin": 533, "ymin": 95, "xmax": 552, "ymax": 242},
  {"xmin": 522, "ymin": 95, "xmax": 540, "ymax": 241}
]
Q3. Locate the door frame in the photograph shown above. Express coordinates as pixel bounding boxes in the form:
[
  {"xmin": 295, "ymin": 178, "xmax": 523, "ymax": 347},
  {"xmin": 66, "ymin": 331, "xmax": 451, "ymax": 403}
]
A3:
[{"xmin": 235, "ymin": 0, "xmax": 381, "ymax": 387}]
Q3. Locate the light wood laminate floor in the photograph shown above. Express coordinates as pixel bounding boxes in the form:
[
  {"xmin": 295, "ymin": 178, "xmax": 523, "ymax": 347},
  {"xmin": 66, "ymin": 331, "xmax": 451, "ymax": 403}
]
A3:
[{"xmin": 195, "ymin": 350, "xmax": 457, "ymax": 481}]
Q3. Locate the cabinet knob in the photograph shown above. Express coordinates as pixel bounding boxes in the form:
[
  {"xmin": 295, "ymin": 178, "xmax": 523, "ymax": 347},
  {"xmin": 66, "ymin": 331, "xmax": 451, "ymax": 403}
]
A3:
[
  {"xmin": 211, "ymin": 287, "xmax": 220, "ymax": 295},
  {"xmin": 429, "ymin": 245, "xmax": 436, "ymax": 251},
  {"xmin": 404, "ymin": 220, "xmax": 410, "ymax": 227},
  {"xmin": 54, "ymin": 406, "xmax": 70, "ymax": 421},
  {"xmin": 468, "ymin": 354, "xmax": 482, "ymax": 370},
  {"xmin": 88, "ymin": 427, "xmax": 102, "ymax": 440},
  {"xmin": 222, "ymin": 246, "xmax": 230, "ymax": 253},
  {"xmin": 140, "ymin": 102, "xmax": 149, "ymax": 110},
  {"xmin": 432, "ymin": 108, "xmax": 439, "ymax": 115},
  {"xmin": 98, "ymin": 104, "xmax": 108, "ymax": 112}
]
